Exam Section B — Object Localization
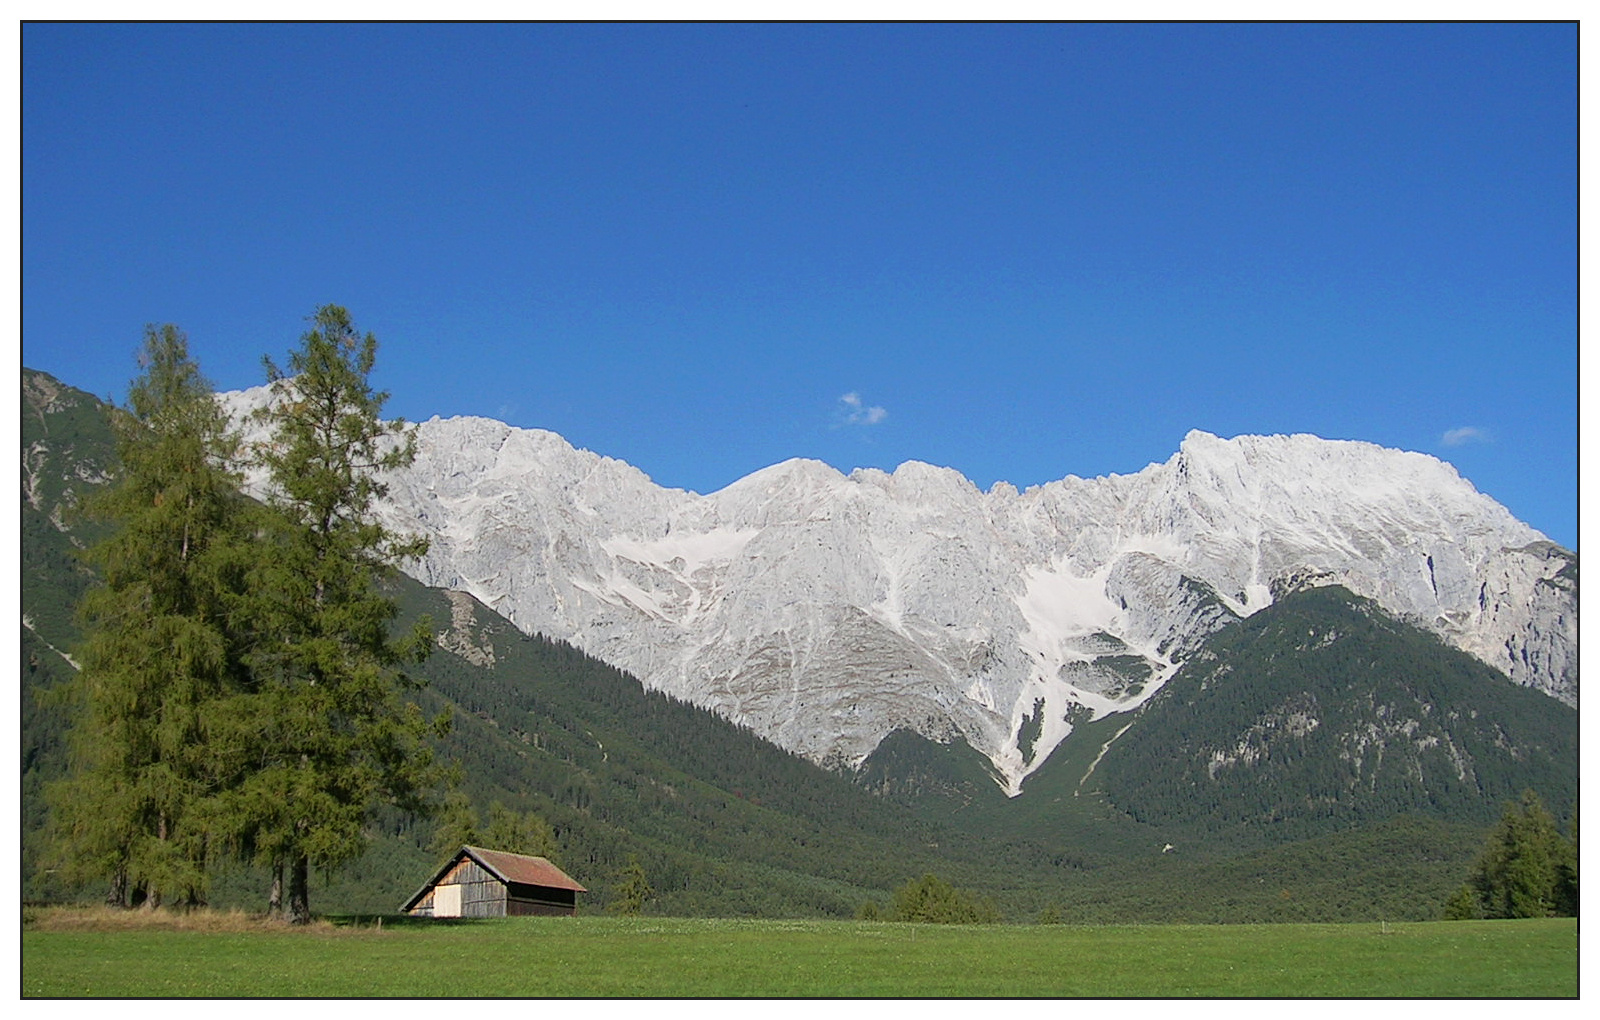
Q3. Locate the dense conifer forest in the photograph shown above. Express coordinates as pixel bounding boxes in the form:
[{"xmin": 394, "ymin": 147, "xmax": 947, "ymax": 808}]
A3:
[{"xmin": 1093, "ymin": 585, "xmax": 1577, "ymax": 843}]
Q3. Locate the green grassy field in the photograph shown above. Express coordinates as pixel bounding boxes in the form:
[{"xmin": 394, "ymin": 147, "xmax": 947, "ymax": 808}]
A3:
[{"xmin": 22, "ymin": 912, "xmax": 1576, "ymax": 997}]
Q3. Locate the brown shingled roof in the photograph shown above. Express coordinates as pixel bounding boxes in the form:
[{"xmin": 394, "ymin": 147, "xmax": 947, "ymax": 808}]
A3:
[{"xmin": 465, "ymin": 846, "xmax": 587, "ymax": 892}]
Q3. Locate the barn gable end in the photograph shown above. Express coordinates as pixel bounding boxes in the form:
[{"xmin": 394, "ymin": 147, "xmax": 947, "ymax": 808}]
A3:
[{"xmin": 402, "ymin": 846, "xmax": 586, "ymax": 918}]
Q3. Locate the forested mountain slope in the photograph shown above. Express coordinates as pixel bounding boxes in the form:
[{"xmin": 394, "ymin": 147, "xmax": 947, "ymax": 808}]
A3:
[
  {"xmin": 386, "ymin": 579, "xmax": 1068, "ymax": 917},
  {"xmin": 858, "ymin": 585, "xmax": 1577, "ymax": 855},
  {"xmin": 1093, "ymin": 585, "xmax": 1577, "ymax": 844}
]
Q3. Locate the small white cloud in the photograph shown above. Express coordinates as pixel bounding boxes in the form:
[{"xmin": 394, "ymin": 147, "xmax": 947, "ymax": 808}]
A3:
[
  {"xmin": 838, "ymin": 392, "xmax": 888, "ymax": 426},
  {"xmin": 1442, "ymin": 426, "xmax": 1490, "ymax": 447}
]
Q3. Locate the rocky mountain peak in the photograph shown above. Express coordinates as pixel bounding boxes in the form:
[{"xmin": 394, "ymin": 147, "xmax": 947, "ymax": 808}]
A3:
[{"xmin": 217, "ymin": 388, "xmax": 1575, "ymax": 792}]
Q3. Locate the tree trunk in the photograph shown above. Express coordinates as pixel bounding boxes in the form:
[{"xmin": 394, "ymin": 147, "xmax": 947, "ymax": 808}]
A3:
[
  {"xmin": 106, "ymin": 866, "xmax": 128, "ymax": 909},
  {"xmin": 269, "ymin": 861, "xmax": 283, "ymax": 918},
  {"xmin": 286, "ymin": 854, "xmax": 311, "ymax": 925}
]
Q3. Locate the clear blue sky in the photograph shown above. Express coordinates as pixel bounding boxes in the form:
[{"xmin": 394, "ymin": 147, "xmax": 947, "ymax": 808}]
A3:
[{"xmin": 22, "ymin": 23, "xmax": 1577, "ymax": 548}]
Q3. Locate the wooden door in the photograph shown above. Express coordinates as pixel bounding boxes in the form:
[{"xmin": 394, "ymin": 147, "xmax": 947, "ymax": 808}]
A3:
[{"xmin": 434, "ymin": 883, "xmax": 462, "ymax": 917}]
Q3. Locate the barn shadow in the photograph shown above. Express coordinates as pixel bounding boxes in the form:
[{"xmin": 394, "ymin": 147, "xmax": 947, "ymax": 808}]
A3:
[{"xmin": 325, "ymin": 913, "xmax": 502, "ymax": 929}]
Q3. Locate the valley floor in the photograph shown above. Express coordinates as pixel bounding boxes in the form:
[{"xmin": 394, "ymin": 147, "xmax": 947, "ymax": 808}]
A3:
[{"xmin": 21, "ymin": 911, "xmax": 1576, "ymax": 998}]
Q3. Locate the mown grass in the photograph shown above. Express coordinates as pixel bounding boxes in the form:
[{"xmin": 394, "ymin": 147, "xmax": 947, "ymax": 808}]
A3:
[{"xmin": 21, "ymin": 910, "xmax": 1576, "ymax": 997}]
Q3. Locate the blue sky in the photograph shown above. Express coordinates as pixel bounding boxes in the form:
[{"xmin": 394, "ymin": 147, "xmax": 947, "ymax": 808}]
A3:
[{"xmin": 22, "ymin": 23, "xmax": 1576, "ymax": 548}]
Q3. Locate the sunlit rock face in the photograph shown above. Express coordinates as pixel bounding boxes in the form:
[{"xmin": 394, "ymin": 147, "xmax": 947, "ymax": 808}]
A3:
[{"xmin": 222, "ymin": 385, "xmax": 1576, "ymax": 793}]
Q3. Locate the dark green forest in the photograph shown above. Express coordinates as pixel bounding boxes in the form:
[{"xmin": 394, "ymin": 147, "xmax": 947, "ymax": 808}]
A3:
[
  {"xmin": 1094, "ymin": 585, "xmax": 1577, "ymax": 843},
  {"xmin": 20, "ymin": 354, "xmax": 1578, "ymax": 924}
]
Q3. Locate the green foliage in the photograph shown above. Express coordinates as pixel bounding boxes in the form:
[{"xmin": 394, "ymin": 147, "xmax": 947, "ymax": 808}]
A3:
[
  {"xmin": 888, "ymin": 873, "xmax": 1000, "ymax": 923},
  {"xmin": 426, "ymin": 792, "xmax": 558, "ymax": 863},
  {"xmin": 482, "ymin": 802, "xmax": 558, "ymax": 861},
  {"xmin": 390, "ymin": 582, "xmax": 1027, "ymax": 918},
  {"xmin": 204, "ymin": 305, "xmax": 446, "ymax": 922},
  {"xmin": 1044, "ymin": 815, "xmax": 1485, "ymax": 924},
  {"xmin": 609, "ymin": 858, "xmax": 654, "ymax": 915},
  {"xmin": 854, "ymin": 727, "xmax": 1007, "ymax": 807},
  {"xmin": 1558, "ymin": 805, "xmax": 1578, "ymax": 914},
  {"xmin": 45, "ymin": 325, "xmax": 252, "ymax": 909},
  {"xmin": 1095, "ymin": 586, "xmax": 1577, "ymax": 845},
  {"xmin": 426, "ymin": 791, "xmax": 482, "ymax": 860},
  {"xmin": 1456, "ymin": 790, "xmax": 1577, "ymax": 919},
  {"xmin": 22, "ymin": 369, "xmax": 123, "ymax": 905},
  {"xmin": 21, "ymin": 370, "xmax": 119, "ymax": 648},
  {"xmin": 1442, "ymin": 883, "xmax": 1479, "ymax": 920},
  {"xmin": 35, "ymin": 319, "xmax": 454, "ymax": 921},
  {"xmin": 1016, "ymin": 698, "xmax": 1046, "ymax": 765}
]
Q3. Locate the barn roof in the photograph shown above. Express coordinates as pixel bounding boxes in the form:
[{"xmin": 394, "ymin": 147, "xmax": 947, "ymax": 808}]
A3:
[
  {"xmin": 464, "ymin": 846, "xmax": 587, "ymax": 892},
  {"xmin": 400, "ymin": 845, "xmax": 587, "ymax": 912}
]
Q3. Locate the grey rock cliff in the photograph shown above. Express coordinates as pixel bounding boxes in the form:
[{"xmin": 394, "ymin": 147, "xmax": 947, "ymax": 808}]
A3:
[{"xmin": 221, "ymin": 385, "xmax": 1576, "ymax": 791}]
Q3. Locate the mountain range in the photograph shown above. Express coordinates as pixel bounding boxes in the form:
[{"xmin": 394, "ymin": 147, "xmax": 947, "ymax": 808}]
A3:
[
  {"xmin": 22, "ymin": 366, "xmax": 1578, "ymax": 919},
  {"xmin": 219, "ymin": 383, "xmax": 1576, "ymax": 793}
]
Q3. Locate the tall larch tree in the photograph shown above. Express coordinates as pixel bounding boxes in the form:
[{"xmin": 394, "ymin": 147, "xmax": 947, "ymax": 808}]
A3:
[
  {"xmin": 214, "ymin": 305, "xmax": 446, "ymax": 924},
  {"xmin": 47, "ymin": 325, "xmax": 250, "ymax": 908}
]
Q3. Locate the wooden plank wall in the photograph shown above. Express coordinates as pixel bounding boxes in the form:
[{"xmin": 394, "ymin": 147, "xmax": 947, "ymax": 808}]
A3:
[
  {"xmin": 410, "ymin": 888, "xmax": 436, "ymax": 916},
  {"xmin": 452, "ymin": 860, "xmax": 509, "ymax": 918},
  {"xmin": 409, "ymin": 859, "xmax": 509, "ymax": 918}
]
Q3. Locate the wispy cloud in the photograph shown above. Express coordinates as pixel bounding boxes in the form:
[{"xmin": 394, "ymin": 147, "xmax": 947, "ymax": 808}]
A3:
[
  {"xmin": 838, "ymin": 391, "xmax": 888, "ymax": 426},
  {"xmin": 1442, "ymin": 426, "xmax": 1490, "ymax": 447}
]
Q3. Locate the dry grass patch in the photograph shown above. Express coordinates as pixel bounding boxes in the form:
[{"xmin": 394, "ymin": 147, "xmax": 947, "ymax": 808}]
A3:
[{"xmin": 23, "ymin": 904, "xmax": 350, "ymax": 934}]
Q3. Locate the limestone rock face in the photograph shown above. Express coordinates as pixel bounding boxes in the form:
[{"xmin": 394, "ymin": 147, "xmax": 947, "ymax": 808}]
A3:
[
  {"xmin": 437, "ymin": 590, "xmax": 497, "ymax": 669},
  {"xmin": 221, "ymin": 385, "xmax": 1576, "ymax": 792}
]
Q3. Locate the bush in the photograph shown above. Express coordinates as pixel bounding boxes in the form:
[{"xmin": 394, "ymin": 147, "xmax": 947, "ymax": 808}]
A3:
[
  {"xmin": 888, "ymin": 873, "xmax": 1000, "ymax": 924},
  {"xmin": 1442, "ymin": 884, "xmax": 1479, "ymax": 920}
]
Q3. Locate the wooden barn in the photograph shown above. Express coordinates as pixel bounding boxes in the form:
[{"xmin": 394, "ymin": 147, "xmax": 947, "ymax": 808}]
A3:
[{"xmin": 402, "ymin": 846, "xmax": 587, "ymax": 918}]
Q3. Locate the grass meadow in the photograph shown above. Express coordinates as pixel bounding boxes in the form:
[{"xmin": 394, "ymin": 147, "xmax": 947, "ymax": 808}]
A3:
[{"xmin": 21, "ymin": 908, "xmax": 1576, "ymax": 998}]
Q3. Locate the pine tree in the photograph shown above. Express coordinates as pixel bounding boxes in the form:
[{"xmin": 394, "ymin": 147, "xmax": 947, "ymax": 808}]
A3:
[
  {"xmin": 610, "ymin": 858, "xmax": 654, "ymax": 915},
  {"xmin": 213, "ymin": 305, "xmax": 446, "ymax": 923},
  {"xmin": 1458, "ymin": 790, "xmax": 1577, "ymax": 919},
  {"xmin": 427, "ymin": 790, "xmax": 482, "ymax": 860},
  {"xmin": 47, "ymin": 325, "xmax": 249, "ymax": 908},
  {"xmin": 1553, "ymin": 805, "xmax": 1578, "ymax": 916}
]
